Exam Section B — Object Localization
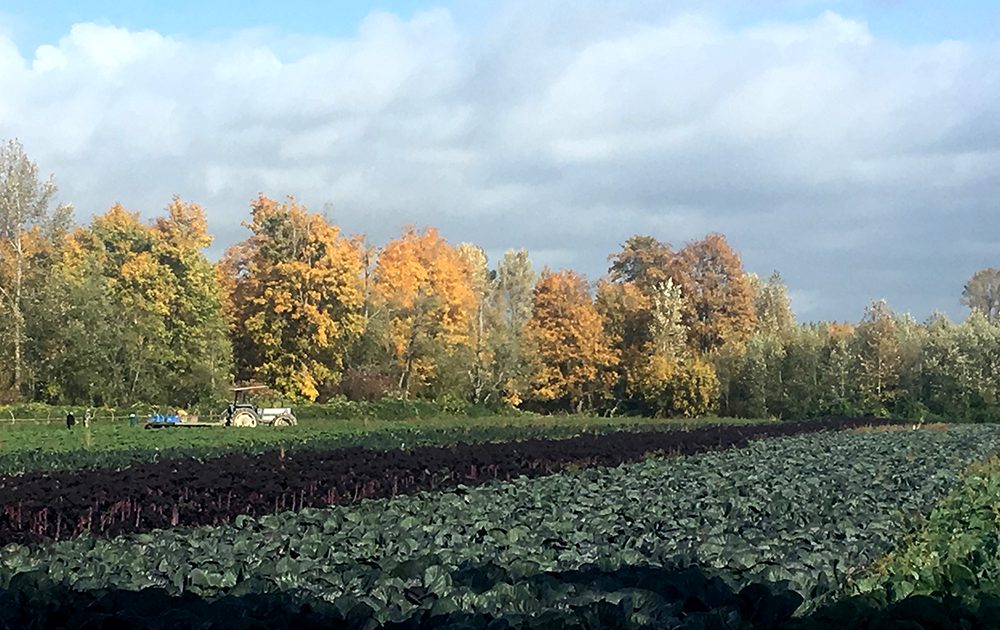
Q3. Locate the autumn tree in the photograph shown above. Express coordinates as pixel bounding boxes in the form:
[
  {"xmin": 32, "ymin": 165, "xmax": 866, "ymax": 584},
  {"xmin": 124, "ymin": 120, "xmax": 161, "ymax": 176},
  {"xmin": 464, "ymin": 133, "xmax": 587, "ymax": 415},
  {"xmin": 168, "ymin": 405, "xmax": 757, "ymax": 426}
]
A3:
[
  {"xmin": 526, "ymin": 270, "xmax": 617, "ymax": 412},
  {"xmin": 628, "ymin": 280, "xmax": 718, "ymax": 417},
  {"xmin": 224, "ymin": 195, "xmax": 364, "ymax": 401},
  {"xmin": 962, "ymin": 268, "xmax": 1000, "ymax": 322},
  {"xmin": 42, "ymin": 199, "xmax": 233, "ymax": 406},
  {"xmin": 371, "ymin": 228, "xmax": 476, "ymax": 398},
  {"xmin": 0, "ymin": 139, "xmax": 72, "ymax": 399},
  {"xmin": 608, "ymin": 235, "xmax": 675, "ymax": 292},
  {"xmin": 337, "ymin": 236, "xmax": 394, "ymax": 401},
  {"xmin": 85, "ymin": 204, "xmax": 176, "ymax": 402},
  {"xmin": 151, "ymin": 197, "xmax": 233, "ymax": 403},
  {"xmin": 603, "ymin": 234, "xmax": 718, "ymax": 416},
  {"xmin": 674, "ymin": 233, "xmax": 757, "ymax": 354},
  {"xmin": 595, "ymin": 280, "xmax": 653, "ymax": 407}
]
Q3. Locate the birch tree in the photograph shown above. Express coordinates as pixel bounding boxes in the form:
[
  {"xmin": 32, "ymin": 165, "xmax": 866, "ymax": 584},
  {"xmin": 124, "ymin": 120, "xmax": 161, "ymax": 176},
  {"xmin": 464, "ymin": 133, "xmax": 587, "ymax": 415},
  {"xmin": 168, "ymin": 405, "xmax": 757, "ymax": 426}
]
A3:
[{"xmin": 0, "ymin": 139, "xmax": 72, "ymax": 399}]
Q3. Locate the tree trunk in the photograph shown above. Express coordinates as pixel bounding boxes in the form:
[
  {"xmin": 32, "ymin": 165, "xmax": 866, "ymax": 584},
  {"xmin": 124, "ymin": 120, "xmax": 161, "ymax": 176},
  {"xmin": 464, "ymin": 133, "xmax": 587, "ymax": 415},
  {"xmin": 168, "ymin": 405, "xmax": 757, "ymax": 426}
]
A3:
[{"xmin": 11, "ymin": 232, "xmax": 23, "ymax": 399}]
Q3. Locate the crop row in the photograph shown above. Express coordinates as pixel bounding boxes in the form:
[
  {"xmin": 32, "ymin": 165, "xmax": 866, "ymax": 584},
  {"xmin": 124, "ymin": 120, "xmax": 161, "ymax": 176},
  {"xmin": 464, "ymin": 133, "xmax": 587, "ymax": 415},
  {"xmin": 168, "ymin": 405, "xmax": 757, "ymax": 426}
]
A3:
[
  {"xmin": 3, "ymin": 425, "xmax": 998, "ymax": 628},
  {"xmin": 0, "ymin": 417, "xmax": 887, "ymax": 543},
  {"xmin": 0, "ymin": 417, "xmax": 769, "ymax": 477}
]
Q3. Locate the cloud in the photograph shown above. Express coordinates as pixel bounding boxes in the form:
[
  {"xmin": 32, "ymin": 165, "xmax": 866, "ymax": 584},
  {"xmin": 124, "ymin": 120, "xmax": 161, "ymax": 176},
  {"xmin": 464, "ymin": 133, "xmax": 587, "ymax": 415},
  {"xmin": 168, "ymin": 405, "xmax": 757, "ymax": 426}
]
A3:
[{"xmin": 0, "ymin": 4, "xmax": 997, "ymax": 321}]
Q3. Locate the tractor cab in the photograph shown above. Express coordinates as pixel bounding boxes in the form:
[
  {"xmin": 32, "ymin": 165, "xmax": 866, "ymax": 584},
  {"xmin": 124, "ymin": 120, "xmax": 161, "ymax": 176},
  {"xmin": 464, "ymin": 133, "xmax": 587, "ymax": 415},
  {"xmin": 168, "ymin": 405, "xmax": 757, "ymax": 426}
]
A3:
[{"xmin": 224, "ymin": 385, "xmax": 298, "ymax": 427}]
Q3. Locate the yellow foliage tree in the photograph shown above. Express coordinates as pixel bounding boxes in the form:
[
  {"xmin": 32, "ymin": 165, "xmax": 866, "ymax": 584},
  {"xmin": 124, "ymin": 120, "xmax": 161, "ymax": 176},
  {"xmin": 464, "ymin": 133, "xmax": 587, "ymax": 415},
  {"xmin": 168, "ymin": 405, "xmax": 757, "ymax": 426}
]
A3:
[
  {"xmin": 88, "ymin": 204, "xmax": 174, "ymax": 399},
  {"xmin": 526, "ymin": 270, "xmax": 618, "ymax": 412},
  {"xmin": 223, "ymin": 194, "xmax": 364, "ymax": 401},
  {"xmin": 371, "ymin": 228, "xmax": 477, "ymax": 397},
  {"xmin": 56, "ymin": 199, "xmax": 232, "ymax": 405},
  {"xmin": 632, "ymin": 353, "xmax": 720, "ymax": 417},
  {"xmin": 598, "ymin": 276, "xmax": 717, "ymax": 416}
]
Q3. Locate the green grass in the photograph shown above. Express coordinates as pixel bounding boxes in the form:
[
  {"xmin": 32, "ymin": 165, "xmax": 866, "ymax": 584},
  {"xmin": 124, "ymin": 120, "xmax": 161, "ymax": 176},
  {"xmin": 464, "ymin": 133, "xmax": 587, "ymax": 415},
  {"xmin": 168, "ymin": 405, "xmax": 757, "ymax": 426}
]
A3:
[
  {"xmin": 0, "ymin": 413, "xmax": 770, "ymax": 454},
  {"xmin": 0, "ymin": 413, "xmax": 776, "ymax": 476},
  {"xmin": 0, "ymin": 397, "xmax": 775, "ymax": 475}
]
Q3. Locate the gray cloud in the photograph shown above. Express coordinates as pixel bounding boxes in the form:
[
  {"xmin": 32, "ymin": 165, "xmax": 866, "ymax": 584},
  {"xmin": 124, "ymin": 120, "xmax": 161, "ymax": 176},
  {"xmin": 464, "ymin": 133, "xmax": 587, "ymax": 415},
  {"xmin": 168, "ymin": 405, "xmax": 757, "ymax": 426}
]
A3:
[{"xmin": 0, "ymin": 5, "xmax": 998, "ymax": 322}]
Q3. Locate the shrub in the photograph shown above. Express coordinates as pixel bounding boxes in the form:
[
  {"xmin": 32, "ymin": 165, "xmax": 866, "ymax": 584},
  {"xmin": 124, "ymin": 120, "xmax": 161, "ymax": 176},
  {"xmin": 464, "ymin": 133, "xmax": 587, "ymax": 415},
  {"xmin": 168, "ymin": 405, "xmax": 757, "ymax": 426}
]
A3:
[
  {"xmin": 631, "ymin": 355, "xmax": 720, "ymax": 418},
  {"xmin": 331, "ymin": 369, "xmax": 395, "ymax": 402}
]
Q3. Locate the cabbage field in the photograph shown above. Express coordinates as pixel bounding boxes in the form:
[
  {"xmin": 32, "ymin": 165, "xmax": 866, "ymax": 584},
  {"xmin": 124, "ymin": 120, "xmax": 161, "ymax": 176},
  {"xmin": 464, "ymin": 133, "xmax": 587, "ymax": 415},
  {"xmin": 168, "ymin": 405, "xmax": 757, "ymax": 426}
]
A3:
[{"xmin": 0, "ymin": 418, "xmax": 998, "ymax": 628}]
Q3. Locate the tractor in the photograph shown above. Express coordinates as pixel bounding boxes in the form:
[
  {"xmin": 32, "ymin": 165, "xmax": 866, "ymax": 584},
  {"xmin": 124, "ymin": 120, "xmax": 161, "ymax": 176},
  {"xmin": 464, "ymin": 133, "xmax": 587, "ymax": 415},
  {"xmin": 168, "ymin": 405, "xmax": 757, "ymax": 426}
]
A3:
[{"xmin": 223, "ymin": 385, "xmax": 298, "ymax": 427}]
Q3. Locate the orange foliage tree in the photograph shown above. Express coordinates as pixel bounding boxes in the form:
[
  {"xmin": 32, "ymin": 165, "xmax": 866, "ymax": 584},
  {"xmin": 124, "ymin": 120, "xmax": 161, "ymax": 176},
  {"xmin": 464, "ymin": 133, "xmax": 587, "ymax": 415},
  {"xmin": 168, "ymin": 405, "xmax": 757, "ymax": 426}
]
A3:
[
  {"xmin": 526, "ymin": 270, "xmax": 618, "ymax": 412},
  {"xmin": 222, "ymin": 194, "xmax": 364, "ymax": 401},
  {"xmin": 675, "ymin": 233, "xmax": 757, "ymax": 354}
]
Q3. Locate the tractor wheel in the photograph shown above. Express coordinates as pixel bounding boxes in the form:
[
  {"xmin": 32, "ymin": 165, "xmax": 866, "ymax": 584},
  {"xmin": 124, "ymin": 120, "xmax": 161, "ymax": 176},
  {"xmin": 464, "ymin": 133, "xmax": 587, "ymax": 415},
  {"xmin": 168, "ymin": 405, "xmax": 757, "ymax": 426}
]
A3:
[
  {"xmin": 273, "ymin": 413, "xmax": 297, "ymax": 427},
  {"xmin": 230, "ymin": 409, "xmax": 259, "ymax": 427}
]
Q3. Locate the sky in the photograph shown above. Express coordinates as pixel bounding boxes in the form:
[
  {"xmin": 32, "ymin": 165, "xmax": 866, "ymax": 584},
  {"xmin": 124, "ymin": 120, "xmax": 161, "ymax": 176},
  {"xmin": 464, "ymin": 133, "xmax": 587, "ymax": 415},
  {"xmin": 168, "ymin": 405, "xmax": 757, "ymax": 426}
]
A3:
[{"xmin": 1, "ymin": 0, "xmax": 998, "ymax": 322}]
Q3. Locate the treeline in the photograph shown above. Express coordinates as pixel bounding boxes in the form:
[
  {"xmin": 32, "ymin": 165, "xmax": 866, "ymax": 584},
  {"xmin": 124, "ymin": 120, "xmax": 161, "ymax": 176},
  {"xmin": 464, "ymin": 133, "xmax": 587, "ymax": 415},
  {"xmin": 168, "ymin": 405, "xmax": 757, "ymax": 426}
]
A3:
[{"xmin": 2, "ymin": 139, "xmax": 999, "ymax": 421}]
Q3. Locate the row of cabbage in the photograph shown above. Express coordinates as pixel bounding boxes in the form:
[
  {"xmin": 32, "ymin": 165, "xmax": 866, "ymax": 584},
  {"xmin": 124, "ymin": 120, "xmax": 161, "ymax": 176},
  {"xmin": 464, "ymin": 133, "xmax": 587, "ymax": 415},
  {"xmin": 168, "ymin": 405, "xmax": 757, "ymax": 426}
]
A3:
[{"xmin": 3, "ymin": 425, "xmax": 998, "ymax": 627}]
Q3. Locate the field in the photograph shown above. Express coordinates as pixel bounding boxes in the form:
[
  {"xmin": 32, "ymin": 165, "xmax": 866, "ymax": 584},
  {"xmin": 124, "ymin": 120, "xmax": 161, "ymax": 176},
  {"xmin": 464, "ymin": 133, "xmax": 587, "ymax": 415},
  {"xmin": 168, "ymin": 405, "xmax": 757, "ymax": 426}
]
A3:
[
  {"xmin": 0, "ymin": 416, "xmax": 997, "ymax": 628},
  {"xmin": 0, "ymin": 410, "xmax": 770, "ymax": 453},
  {"xmin": 0, "ymin": 412, "xmax": 770, "ymax": 475}
]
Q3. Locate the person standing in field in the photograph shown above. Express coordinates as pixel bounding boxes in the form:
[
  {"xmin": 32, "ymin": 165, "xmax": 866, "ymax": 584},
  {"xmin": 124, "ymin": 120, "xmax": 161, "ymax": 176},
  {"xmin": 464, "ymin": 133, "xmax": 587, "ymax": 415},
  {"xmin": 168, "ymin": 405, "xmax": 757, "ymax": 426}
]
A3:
[{"xmin": 65, "ymin": 411, "xmax": 76, "ymax": 430}]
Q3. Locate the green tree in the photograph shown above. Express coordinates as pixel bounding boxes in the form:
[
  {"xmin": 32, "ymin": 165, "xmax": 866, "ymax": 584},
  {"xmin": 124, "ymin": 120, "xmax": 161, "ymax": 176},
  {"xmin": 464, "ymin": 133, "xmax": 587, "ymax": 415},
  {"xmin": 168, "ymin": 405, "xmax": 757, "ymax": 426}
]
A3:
[
  {"xmin": 0, "ymin": 139, "xmax": 72, "ymax": 399},
  {"xmin": 853, "ymin": 300, "xmax": 902, "ymax": 415},
  {"xmin": 816, "ymin": 323, "xmax": 858, "ymax": 415},
  {"xmin": 923, "ymin": 312, "xmax": 1000, "ymax": 421},
  {"xmin": 470, "ymin": 248, "xmax": 537, "ymax": 407},
  {"xmin": 892, "ymin": 313, "xmax": 928, "ymax": 418},
  {"xmin": 731, "ymin": 331, "xmax": 786, "ymax": 418},
  {"xmin": 489, "ymin": 249, "xmax": 536, "ymax": 406},
  {"xmin": 779, "ymin": 324, "xmax": 825, "ymax": 418},
  {"xmin": 457, "ymin": 243, "xmax": 493, "ymax": 403},
  {"xmin": 750, "ymin": 271, "xmax": 795, "ymax": 337},
  {"xmin": 962, "ymin": 268, "xmax": 1000, "ymax": 322},
  {"xmin": 25, "ymin": 246, "xmax": 121, "ymax": 405}
]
